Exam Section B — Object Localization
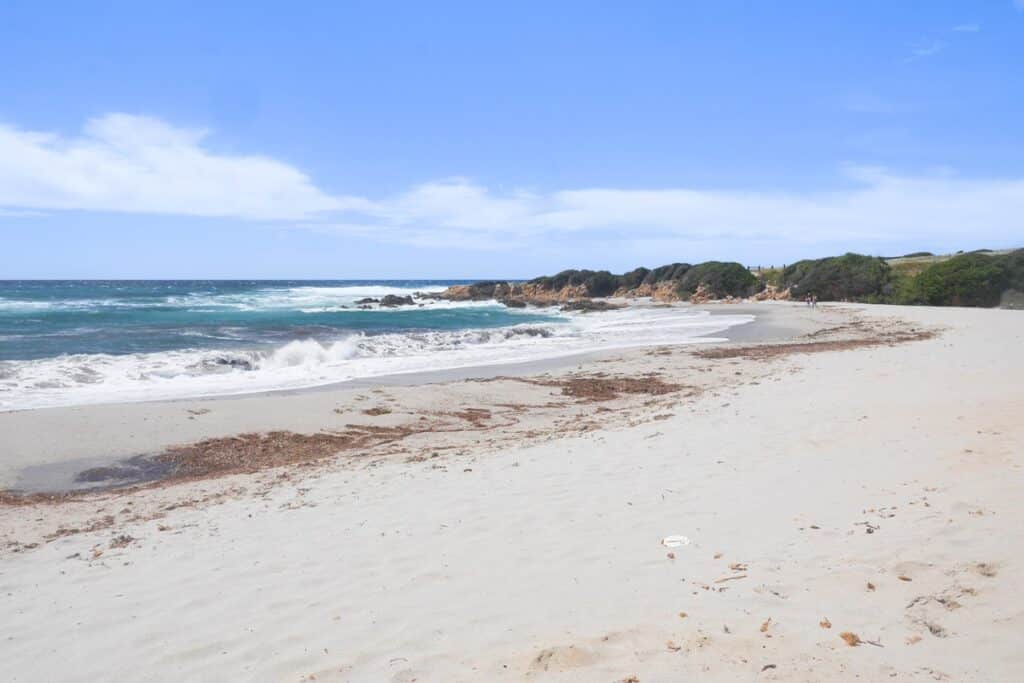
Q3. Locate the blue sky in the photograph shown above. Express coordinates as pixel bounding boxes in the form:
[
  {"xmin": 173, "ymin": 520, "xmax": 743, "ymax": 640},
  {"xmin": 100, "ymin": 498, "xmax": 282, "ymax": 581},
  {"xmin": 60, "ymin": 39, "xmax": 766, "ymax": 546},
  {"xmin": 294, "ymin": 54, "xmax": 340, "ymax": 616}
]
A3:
[{"xmin": 2, "ymin": 1, "xmax": 1023, "ymax": 278}]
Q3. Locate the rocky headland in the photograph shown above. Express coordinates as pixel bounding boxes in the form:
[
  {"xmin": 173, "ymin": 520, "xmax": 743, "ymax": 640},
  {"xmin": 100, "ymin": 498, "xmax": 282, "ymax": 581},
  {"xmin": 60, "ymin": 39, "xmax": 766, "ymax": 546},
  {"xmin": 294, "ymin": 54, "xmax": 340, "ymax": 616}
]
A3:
[
  {"xmin": 434, "ymin": 248, "xmax": 1024, "ymax": 309},
  {"xmin": 434, "ymin": 261, "xmax": 766, "ymax": 308}
]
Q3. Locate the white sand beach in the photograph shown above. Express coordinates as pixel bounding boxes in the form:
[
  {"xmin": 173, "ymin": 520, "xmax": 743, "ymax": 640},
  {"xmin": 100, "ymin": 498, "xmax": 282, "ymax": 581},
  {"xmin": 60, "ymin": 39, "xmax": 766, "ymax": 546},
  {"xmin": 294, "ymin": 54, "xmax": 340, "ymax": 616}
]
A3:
[{"xmin": 2, "ymin": 302, "xmax": 1022, "ymax": 682}]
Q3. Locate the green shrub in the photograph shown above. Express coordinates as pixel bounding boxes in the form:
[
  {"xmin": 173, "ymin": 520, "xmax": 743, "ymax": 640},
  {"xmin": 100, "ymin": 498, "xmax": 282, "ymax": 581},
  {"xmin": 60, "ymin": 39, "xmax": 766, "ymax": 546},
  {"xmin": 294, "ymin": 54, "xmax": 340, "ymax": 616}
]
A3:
[
  {"xmin": 511, "ymin": 249, "xmax": 1024, "ymax": 308},
  {"xmin": 583, "ymin": 271, "xmax": 622, "ymax": 297},
  {"xmin": 675, "ymin": 261, "xmax": 759, "ymax": 298},
  {"xmin": 782, "ymin": 253, "xmax": 892, "ymax": 301},
  {"xmin": 1007, "ymin": 250, "xmax": 1024, "ymax": 291},
  {"xmin": 643, "ymin": 263, "xmax": 691, "ymax": 285},
  {"xmin": 899, "ymin": 250, "xmax": 1024, "ymax": 307},
  {"xmin": 619, "ymin": 267, "xmax": 650, "ymax": 289},
  {"xmin": 528, "ymin": 269, "xmax": 622, "ymax": 297}
]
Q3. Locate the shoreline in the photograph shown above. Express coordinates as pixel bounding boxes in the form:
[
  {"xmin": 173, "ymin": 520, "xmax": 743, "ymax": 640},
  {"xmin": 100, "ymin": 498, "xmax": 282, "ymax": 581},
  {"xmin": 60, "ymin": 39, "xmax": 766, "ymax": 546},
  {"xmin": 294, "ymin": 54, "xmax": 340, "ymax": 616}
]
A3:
[
  {"xmin": 0, "ymin": 302, "xmax": 810, "ymax": 415},
  {"xmin": 0, "ymin": 302, "xmax": 818, "ymax": 491},
  {"xmin": 0, "ymin": 301, "xmax": 755, "ymax": 414}
]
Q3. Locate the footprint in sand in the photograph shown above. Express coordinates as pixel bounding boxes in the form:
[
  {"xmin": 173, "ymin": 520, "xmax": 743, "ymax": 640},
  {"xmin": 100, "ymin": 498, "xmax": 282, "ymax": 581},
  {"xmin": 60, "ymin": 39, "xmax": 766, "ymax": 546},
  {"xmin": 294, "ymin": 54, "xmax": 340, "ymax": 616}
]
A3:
[
  {"xmin": 904, "ymin": 565, "xmax": 987, "ymax": 641},
  {"xmin": 529, "ymin": 644, "xmax": 598, "ymax": 672},
  {"xmin": 974, "ymin": 562, "xmax": 998, "ymax": 578}
]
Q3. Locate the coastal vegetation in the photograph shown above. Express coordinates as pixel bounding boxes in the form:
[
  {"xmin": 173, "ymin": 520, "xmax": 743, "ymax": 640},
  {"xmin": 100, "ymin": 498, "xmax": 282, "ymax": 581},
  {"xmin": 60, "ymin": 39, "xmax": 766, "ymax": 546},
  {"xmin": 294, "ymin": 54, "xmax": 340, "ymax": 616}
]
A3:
[
  {"xmin": 673, "ymin": 261, "xmax": 759, "ymax": 298},
  {"xmin": 525, "ymin": 261, "xmax": 759, "ymax": 300},
  {"xmin": 775, "ymin": 249, "xmax": 1024, "ymax": 307},
  {"xmin": 751, "ymin": 250, "xmax": 1024, "ymax": 306},
  {"xmin": 894, "ymin": 250, "xmax": 1024, "ymax": 307},
  {"xmin": 442, "ymin": 248, "xmax": 1023, "ymax": 309},
  {"xmin": 780, "ymin": 253, "xmax": 894, "ymax": 302},
  {"xmin": 527, "ymin": 269, "xmax": 622, "ymax": 297}
]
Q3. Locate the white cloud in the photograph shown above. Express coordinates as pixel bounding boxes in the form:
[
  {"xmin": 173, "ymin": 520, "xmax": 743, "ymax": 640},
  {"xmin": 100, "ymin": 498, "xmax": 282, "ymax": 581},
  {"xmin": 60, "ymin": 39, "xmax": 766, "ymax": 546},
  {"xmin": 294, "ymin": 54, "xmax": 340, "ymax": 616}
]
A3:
[
  {"xmin": 321, "ymin": 169, "xmax": 1024, "ymax": 251},
  {"xmin": 2, "ymin": 114, "xmax": 1021, "ymax": 255},
  {"xmin": 0, "ymin": 114, "xmax": 353, "ymax": 220}
]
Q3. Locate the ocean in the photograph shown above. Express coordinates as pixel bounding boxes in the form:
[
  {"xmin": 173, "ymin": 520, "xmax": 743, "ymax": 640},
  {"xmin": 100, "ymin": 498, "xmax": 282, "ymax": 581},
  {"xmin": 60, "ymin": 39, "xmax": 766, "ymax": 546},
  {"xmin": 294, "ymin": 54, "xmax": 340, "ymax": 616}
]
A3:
[{"xmin": 0, "ymin": 280, "xmax": 752, "ymax": 411}]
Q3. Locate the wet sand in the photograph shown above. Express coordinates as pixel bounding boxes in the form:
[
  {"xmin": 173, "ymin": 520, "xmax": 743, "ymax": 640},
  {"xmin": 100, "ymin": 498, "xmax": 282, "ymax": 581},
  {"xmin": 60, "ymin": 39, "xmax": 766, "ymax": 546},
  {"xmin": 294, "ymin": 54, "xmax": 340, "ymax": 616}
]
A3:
[{"xmin": 0, "ymin": 303, "xmax": 806, "ymax": 491}]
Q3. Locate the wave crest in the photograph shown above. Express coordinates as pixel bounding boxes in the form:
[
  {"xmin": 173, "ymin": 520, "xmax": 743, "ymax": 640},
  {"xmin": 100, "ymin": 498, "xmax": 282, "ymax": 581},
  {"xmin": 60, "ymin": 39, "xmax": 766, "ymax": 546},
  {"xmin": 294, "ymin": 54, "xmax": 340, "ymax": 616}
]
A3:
[
  {"xmin": 0, "ymin": 307, "xmax": 753, "ymax": 410},
  {"xmin": 259, "ymin": 337, "xmax": 363, "ymax": 370}
]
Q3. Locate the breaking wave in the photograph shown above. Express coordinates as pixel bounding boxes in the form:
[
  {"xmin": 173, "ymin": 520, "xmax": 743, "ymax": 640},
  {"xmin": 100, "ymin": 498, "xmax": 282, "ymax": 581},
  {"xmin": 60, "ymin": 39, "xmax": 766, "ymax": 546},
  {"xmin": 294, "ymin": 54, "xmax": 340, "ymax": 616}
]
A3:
[
  {"xmin": 0, "ymin": 307, "xmax": 751, "ymax": 411},
  {"xmin": 0, "ymin": 280, "xmax": 755, "ymax": 410}
]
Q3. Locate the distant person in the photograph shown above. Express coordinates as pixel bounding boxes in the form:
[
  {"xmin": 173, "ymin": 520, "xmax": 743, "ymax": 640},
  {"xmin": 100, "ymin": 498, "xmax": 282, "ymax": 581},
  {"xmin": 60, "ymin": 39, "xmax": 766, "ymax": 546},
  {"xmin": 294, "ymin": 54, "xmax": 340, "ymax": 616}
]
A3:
[{"xmin": 812, "ymin": 294, "xmax": 818, "ymax": 308}]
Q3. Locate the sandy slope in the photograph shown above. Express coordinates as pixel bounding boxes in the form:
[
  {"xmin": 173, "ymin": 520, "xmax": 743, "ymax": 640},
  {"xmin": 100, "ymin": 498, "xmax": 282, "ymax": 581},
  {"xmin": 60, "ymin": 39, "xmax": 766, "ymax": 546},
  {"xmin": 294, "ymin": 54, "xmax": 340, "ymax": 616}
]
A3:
[{"xmin": 1, "ymin": 303, "xmax": 1022, "ymax": 682}]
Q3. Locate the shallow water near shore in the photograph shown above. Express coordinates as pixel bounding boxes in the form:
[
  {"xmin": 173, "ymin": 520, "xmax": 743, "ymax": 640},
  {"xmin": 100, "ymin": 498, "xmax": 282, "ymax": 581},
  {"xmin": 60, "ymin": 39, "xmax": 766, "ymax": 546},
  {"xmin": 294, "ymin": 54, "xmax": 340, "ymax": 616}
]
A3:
[
  {"xmin": 9, "ymin": 453, "xmax": 175, "ymax": 495},
  {"xmin": 0, "ymin": 280, "xmax": 753, "ymax": 410}
]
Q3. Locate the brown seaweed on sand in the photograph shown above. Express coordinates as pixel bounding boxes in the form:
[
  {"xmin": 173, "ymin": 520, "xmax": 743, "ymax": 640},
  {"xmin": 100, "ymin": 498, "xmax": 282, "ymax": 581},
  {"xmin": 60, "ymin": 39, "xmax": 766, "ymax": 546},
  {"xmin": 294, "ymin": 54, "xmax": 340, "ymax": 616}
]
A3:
[
  {"xmin": 1, "ymin": 425, "xmax": 421, "ymax": 505},
  {"xmin": 151, "ymin": 427, "xmax": 413, "ymax": 479},
  {"xmin": 693, "ymin": 329, "xmax": 937, "ymax": 361},
  {"xmin": 360, "ymin": 407, "xmax": 392, "ymax": 416},
  {"xmin": 526, "ymin": 374, "xmax": 690, "ymax": 402}
]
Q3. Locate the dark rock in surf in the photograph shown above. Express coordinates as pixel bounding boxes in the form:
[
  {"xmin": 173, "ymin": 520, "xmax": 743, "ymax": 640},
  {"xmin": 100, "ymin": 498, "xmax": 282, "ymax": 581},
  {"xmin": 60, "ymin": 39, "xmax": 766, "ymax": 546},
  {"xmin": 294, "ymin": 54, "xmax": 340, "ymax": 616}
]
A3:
[
  {"xmin": 379, "ymin": 295, "xmax": 415, "ymax": 307},
  {"xmin": 212, "ymin": 357, "xmax": 254, "ymax": 371},
  {"xmin": 560, "ymin": 299, "xmax": 624, "ymax": 312}
]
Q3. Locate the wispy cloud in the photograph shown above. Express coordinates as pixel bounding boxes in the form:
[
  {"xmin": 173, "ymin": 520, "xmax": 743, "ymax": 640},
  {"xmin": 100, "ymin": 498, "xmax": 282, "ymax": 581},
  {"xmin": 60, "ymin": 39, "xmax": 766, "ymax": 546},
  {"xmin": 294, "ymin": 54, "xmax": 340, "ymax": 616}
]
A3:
[
  {"xmin": 313, "ymin": 167, "xmax": 1024, "ymax": 251},
  {"xmin": 904, "ymin": 23, "xmax": 979, "ymax": 63},
  {"xmin": 908, "ymin": 40, "xmax": 945, "ymax": 59},
  {"xmin": 1, "ymin": 114, "xmax": 1022, "ymax": 254},
  {"xmin": 0, "ymin": 114, "xmax": 355, "ymax": 220}
]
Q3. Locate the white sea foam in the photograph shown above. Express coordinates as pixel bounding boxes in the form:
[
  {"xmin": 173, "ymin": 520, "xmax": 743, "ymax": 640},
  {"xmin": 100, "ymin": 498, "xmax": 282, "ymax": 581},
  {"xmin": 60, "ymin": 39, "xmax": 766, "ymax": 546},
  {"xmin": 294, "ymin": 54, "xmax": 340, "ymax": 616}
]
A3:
[
  {"xmin": 0, "ymin": 284, "xmax": 453, "ymax": 314},
  {"xmin": 0, "ymin": 306, "xmax": 752, "ymax": 411},
  {"xmin": 172, "ymin": 284, "xmax": 459, "ymax": 312}
]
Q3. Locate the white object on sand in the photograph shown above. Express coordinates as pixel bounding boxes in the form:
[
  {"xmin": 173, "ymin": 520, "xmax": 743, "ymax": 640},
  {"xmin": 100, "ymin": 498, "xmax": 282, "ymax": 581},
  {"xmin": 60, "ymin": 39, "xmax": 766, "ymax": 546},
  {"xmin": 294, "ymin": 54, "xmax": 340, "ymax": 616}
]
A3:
[{"xmin": 661, "ymin": 535, "xmax": 691, "ymax": 548}]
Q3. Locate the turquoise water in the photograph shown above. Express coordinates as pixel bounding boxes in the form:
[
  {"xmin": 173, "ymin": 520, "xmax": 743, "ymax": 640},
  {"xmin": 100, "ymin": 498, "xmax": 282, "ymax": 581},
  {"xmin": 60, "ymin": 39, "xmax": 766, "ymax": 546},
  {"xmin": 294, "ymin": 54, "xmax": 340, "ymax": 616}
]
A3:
[
  {"xmin": 0, "ymin": 280, "xmax": 752, "ymax": 410},
  {"xmin": 0, "ymin": 280, "xmax": 553, "ymax": 360}
]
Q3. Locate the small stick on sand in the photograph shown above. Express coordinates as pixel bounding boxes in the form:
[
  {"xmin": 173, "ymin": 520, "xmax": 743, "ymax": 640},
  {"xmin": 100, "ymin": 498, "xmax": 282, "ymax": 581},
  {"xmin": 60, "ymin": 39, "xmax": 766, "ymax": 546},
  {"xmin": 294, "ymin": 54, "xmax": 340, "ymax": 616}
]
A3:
[{"xmin": 714, "ymin": 574, "xmax": 748, "ymax": 584}]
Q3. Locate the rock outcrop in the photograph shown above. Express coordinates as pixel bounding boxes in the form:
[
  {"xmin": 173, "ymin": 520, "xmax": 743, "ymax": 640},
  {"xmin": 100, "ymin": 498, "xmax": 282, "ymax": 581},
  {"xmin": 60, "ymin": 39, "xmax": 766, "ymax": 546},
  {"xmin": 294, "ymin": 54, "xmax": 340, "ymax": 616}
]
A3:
[
  {"xmin": 752, "ymin": 284, "xmax": 792, "ymax": 301},
  {"xmin": 379, "ymin": 294, "xmax": 415, "ymax": 307},
  {"xmin": 435, "ymin": 260, "xmax": 762, "ymax": 307},
  {"xmin": 355, "ymin": 295, "xmax": 416, "ymax": 308},
  {"xmin": 613, "ymin": 281, "xmax": 685, "ymax": 302},
  {"xmin": 559, "ymin": 299, "xmax": 624, "ymax": 312},
  {"xmin": 436, "ymin": 281, "xmax": 590, "ymax": 306}
]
